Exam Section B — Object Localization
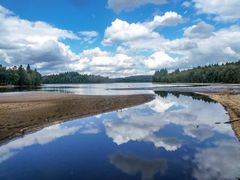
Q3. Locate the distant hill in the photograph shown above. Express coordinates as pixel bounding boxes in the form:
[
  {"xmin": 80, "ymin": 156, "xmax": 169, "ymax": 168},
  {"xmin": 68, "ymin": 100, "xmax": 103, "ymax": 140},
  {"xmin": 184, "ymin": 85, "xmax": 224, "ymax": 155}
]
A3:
[
  {"xmin": 153, "ymin": 60, "xmax": 240, "ymax": 83},
  {"xmin": 111, "ymin": 75, "xmax": 152, "ymax": 82},
  {"xmin": 43, "ymin": 72, "xmax": 152, "ymax": 84},
  {"xmin": 42, "ymin": 72, "xmax": 110, "ymax": 84}
]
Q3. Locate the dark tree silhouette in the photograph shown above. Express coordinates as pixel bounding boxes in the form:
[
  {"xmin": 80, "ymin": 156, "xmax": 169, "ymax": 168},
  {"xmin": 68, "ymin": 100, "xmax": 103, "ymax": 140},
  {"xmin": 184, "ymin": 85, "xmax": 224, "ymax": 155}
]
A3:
[
  {"xmin": 153, "ymin": 60, "xmax": 240, "ymax": 83},
  {"xmin": 0, "ymin": 64, "xmax": 41, "ymax": 86}
]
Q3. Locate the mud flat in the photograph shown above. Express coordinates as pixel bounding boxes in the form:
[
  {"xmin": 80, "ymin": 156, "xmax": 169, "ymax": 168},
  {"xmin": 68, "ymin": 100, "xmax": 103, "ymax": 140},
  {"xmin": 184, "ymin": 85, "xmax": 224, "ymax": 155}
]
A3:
[{"xmin": 0, "ymin": 92, "xmax": 154, "ymax": 143}]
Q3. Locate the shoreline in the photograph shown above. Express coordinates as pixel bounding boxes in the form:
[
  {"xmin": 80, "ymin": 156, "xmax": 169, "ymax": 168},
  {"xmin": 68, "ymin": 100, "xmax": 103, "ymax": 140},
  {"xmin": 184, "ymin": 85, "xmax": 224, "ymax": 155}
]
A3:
[
  {"xmin": 151, "ymin": 84, "xmax": 240, "ymax": 140},
  {"xmin": 0, "ymin": 92, "xmax": 154, "ymax": 143},
  {"xmin": 1, "ymin": 84, "xmax": 240, "ymax": 143},
  {"xmin": 205, "ymin": 92, "xmax": 240, "ymax": 140}
]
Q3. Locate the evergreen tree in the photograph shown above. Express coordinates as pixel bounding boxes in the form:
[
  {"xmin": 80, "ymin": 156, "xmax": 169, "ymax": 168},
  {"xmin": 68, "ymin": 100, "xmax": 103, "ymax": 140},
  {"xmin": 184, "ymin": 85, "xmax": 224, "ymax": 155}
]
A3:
[
  {"xmin": 0, "ymin": 64, "xmax": 41, "ymax": 86},
  {"xmin": 153, "ymin": 60, "xmax": 240, "ymax": 84}
]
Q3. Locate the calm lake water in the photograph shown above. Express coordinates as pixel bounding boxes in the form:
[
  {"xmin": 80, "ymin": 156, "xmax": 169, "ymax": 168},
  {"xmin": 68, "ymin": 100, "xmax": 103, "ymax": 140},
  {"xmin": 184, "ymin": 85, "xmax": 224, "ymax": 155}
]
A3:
[
  {"xmin": 0, "ymin": 84, "xmax": 239, "ymax": 180},
  {"xmin": 0, "ymin": 83, "xmax": 187, "ymax": 95}
]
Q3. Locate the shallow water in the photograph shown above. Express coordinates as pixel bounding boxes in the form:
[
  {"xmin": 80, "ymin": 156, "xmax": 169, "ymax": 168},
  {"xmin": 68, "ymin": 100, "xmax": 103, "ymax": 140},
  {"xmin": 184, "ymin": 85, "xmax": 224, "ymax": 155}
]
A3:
[
  {"xmin": 0, "ymin": 91, "xmax": 239, "ymax": 180},
  {"xmin": 0, "ymin": 83, "xmax": 188, "ymax": 95}
]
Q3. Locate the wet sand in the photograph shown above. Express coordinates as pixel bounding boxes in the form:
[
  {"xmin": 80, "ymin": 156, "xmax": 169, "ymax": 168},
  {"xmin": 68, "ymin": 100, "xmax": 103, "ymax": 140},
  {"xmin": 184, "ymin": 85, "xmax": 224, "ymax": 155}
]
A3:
[
  {"xmin": 206, "ymin": 93, "xmax": 240, "ymax": 140},
  {"xmin": 0, "ymin": 92, "xmax": 154, "ymax": 143}
]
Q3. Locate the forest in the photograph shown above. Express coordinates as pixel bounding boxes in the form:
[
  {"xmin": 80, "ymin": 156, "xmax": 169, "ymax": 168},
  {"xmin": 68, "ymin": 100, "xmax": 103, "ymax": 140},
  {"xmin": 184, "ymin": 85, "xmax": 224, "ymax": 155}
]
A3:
[
  {"xmin": 42, "ymin": 72, "xmax": 152, "ymax": 83},
  {"xmin": 42, "ymin": 72, "xmax": 110, "ymax": 84},
  {"xmin": 112, "ymin": 75, "xmax": 152, "ymax": 82},
  {"xmin": 153, "ymin": 60, "xmax": 240, "ymax": 83},
  {"xmin": 0, "ymin": 64, "xmax": 41, "ymax": 86},
  {"xmin": 1, "ymin": 60, "xmax": 240, "ymax": 86}
]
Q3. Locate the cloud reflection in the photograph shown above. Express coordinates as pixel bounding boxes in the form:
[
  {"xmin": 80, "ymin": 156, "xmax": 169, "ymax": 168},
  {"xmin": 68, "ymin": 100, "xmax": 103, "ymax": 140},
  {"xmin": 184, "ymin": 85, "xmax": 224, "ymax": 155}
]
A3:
[
  {"xmin": 193, "ymin": 140, "xmax": 240, "ymax": 180},
  {"xmin": 184, "ymin": 124, "xmax": 214, "ymax": 141},
  {"xmin": 0, "ymin": 124, "xmax": 81, "ymax": 163},
  {"xmin": 104, "ymin": 94, "xmax": 233, "ymax": 151},
  {"xmin": 110, "ymin": 154, "xmax": 167, "ymax": 180}
]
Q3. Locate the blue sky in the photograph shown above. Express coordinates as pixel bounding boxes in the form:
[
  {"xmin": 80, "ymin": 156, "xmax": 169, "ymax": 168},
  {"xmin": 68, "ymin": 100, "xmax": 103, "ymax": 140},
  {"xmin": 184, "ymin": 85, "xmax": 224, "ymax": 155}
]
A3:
[{"xmin": 0, "ymin": 0, "xmax": 240, "ymax": 76}]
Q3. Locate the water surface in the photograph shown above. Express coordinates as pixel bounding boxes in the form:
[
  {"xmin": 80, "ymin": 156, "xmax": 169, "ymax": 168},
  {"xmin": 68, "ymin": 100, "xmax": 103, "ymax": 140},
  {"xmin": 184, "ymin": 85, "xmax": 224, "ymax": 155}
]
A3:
[
  {"xmin": 0, "ymin": 91, "xmax": 239, "ymax": 180},
  {"xmin": 0, "ymin": 83, "xmax": 188, "ymax": 95}
]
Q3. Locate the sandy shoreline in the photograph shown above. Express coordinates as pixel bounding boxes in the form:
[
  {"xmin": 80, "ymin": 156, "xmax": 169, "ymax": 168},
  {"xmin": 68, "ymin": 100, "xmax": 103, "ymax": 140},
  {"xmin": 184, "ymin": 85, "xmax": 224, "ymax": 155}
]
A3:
[
  {"xmin": 205, "ymin": 93, "xmax": 240, "ymax": 140},
  {"xmin": 152, "ymin": 85, "xmax": 240, "ymax": 140},
  {"xmin": 0, "ymin": 92, "xmax": 154, "ymax": 143}
]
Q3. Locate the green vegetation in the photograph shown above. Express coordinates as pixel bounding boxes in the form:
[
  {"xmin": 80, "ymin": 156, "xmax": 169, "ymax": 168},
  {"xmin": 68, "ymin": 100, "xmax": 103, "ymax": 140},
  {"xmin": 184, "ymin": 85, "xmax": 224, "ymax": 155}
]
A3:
[
  {"xmin": 112, "ymin": 75, "xmax": 152, "ymax": 82},
  {"xmin": 153, "ymin": 61, "xmax": 240, "ymax": 83},
  {"xmin": 43, "ymin": 72, "xmax": 152, "ymax": 84},
  {"xmin": 0, "ymin": 64, "xmax": 41, "ymax": 86},
  {"xmin": 155, "ymin": 91, "xmax": 216, "ymax": 103},
  {"xmin": 42, "ymin": 72, "xmax": 110, "ymax": 84},
  {"xmin": 2, "ymin": 60, "xmax": 240, "ymax": 86}
]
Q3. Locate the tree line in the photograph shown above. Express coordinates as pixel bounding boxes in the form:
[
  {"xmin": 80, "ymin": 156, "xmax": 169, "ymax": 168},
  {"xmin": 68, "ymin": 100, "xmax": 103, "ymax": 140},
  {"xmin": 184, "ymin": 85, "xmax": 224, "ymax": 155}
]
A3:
[
  {"xmin": 42, "ymin": 72, "xmax": 152, "ymax": 84},
  {"xmin": 42, "ymin": 72, "xmax": 110, "ymax": 84},
  {"xmin": 1, "ymin": 60, "xmax": 240, "ymax": 86},
  {"xmin": 0, "ymin": 64, "xmax": 41, "ymax": 86},
  {"xmin": 153, "ymin": 60, "xmax": 240, "ymax": 83}
]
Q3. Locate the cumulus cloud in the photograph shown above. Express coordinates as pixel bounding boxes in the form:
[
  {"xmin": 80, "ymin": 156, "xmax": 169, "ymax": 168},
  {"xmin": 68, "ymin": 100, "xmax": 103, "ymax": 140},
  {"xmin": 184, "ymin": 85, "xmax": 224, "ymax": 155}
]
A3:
[
  {"xmin": 194, "ymin": 0, "xmax": 240, "ymax": 22},
  {"xmin": 0, "ymin": 5, "xmax": 78, "ymax": 72},
  {"xmin": 143, "ymin": 51, "xmax": 176, "ymax": 70},
  {"xmin": 188, "ymin": 26, "xmax": 240, "ymax": 65},
  {"xmin": 103, "ymin": 19, "xmax": 160, "ymax": 45},
  {"xmin": 69, "ymin": 47, "xmax": 143, "ymax": 77},
  {"xmin": 103, "ymin": 12, "xmax": 183, "ymax": 46},
  {"xmin": 102, "ymin": 10, "xmax": 240, "ymax": 71},
  {"xmin": 183, "ymin": 22, "xmax": 215, "ymax": 39},
  {"xmin": 145, "ymin": 12, "xmax": 184, "ymax": 29},
  {"xmin": 0, "ymin": 5, "xmax": 180, "ymax": 76},
  {"xmin": 1, "ymin": 4, "xmax": 240, "ymax": 77},
  {"xmin": 108, "ymin": 0, "xmax": 166, "ymax": 13}
]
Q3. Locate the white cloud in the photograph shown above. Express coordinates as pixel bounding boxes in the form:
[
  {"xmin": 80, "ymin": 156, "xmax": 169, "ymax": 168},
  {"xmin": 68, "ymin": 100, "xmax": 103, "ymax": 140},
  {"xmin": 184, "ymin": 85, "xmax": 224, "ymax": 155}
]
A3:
[
  {"xmin": 0, "ymin": 5, "xmax": 78, "ymax": 73},
  {"xmin": 103, "ymin": 19, "xmax": 159, "ymax": 45},
  {"xmin": 103, "ymin": 12, "xmax": 183, "ymax": 46},
  {"xmin": 166, "ymin": 25, "xmax": 240, "ymax": 68},
  {"xmin": 143, "ymin": 51, "xmax": 176, "ymax": 70},
  {"xmin": 183, "ymin": 22, "xmax": 215, "ymax": 39},
  {"xmin": 189, "ymin": 26, "xmax": 240, "ymax": 65},
  {"xmin": 194, "ymin": 0, "xmax": 240, "ymax": 22},
  {"xmin": 0, "ymin": 5, "xmax": 78, "ymax": 45},
  {"xmin": 108, "ymin": 0, "xmax": 166, "ymax": 13},
  {"xmin": 1, "ymin": 4, "xmax": 240, "ymax": 77},
  {"xmin": 69, "ymin": 47, "xmax": 143, "ymax": 77},
  {"xmin": 79, "ymin": 31, "xmax": 98, "ymax": 44},
  {"xmin": 79, "ymin": 31, "xmax": 98, "ymax": 37},
  {"xmin": 145, "ymin": 12, "xmax": 184, "ymax": 29}
]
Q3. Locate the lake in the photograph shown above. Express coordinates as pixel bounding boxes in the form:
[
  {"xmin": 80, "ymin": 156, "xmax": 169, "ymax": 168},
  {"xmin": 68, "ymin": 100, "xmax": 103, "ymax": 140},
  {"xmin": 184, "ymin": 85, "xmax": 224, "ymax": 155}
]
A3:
[
  {"xmin": 0, "ymin": 83, "xmax": 187, "ymax": 95},
  {"xmin": 0, "ymin": 83, "xmax": 239, "ymax": 180}
]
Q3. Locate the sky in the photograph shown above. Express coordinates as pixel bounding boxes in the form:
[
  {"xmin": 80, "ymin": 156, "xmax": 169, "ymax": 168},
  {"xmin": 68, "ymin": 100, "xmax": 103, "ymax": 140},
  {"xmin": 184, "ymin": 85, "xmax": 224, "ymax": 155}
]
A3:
[{"xmin": 0, "ymin": 0, "xmax": 240, "ymax": 77}]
